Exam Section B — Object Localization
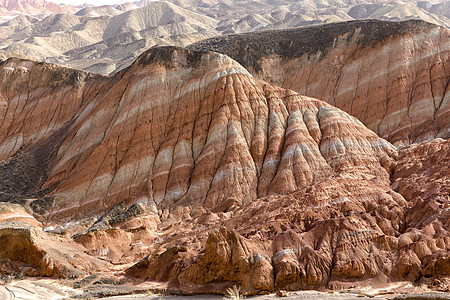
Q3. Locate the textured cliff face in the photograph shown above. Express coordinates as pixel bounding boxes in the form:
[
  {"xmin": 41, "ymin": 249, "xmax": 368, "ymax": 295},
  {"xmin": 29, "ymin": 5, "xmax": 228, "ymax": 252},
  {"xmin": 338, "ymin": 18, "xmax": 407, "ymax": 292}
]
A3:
[
  {"xmin": 0, "ymin": 45, "xmax": 448, "ymax": 293},
  {"xmin": 189, "ymin": 20, "xmax": 450, "ymax": 146},
  {"xmin": 0, "ymin": 59, "xmax": 114, "ymax": 203},
  {"xmin": 0, "ymin": 47, "xmax": 395, "ymax": 222},
  {"xmin": 0, "ymin": 202, "xmax": 108, "ymax": 278},
  {"xmin": 127, "ymin": 141, "xmax": 449, "ymax": 294}
]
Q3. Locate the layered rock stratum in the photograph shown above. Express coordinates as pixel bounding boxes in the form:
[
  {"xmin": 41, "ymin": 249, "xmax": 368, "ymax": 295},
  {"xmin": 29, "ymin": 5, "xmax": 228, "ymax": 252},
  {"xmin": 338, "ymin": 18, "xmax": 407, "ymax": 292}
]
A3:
[
  {"xmin": 0, "ymin": 21, "xmax": 448, "ymax": 295},
  {"xmin": 190, "ymin": 19, "xmax": 450, "ymax": 146}
]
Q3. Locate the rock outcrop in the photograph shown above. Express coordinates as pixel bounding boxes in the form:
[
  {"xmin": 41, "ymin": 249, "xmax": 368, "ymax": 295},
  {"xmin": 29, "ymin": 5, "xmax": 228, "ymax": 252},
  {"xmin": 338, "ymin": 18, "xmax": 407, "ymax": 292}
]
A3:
[
  {"xmin": 0, "ymin": 203, "xmax": 108, "ymax": 278},
  {"xmin": 0, "ymin": 44, "xmax": 448, "ymax": 294},
  {"xmin": 189, "ymin": 20, "xmax": 450, "ymax": 146}
]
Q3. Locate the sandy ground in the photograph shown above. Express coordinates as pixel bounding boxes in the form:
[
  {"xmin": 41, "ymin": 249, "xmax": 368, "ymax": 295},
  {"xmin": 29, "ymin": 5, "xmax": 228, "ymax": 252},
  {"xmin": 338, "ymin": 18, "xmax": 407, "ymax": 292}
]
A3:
[
  {"xmin": 102, "ymin": 292, "xmax": 374, "ymax": 300},
  {"xmin": 1, "ymin": 279, "xmax": 449, "ymax": 300}
]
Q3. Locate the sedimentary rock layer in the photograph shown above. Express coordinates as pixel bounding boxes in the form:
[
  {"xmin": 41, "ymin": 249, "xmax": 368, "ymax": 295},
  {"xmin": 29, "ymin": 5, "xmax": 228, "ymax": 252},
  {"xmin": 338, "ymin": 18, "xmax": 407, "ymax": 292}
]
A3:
[
  {"xmin": 189, "ymin": 20, "xmax": 450, "ymax": 145},
  {"xmin": 128, "ymin": 141, "xmax": 449, "ymax": 293},
  {"xmin": 0, "ymin": 46, "xmax": 395, "ymax": 222},
  {"xmin": 0, "ymin": 44, "xmax": 448, "ymax": 293}
]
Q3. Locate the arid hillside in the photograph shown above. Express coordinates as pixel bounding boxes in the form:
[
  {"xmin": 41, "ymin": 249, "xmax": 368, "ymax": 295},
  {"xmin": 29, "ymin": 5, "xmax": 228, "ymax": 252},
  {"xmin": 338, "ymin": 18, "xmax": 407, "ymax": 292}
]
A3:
[
  {"xmin": 190, "ymin": 19, "xmax": 450, "ymax": 145},
  {"xmin": 0, "ymin": 39, "xmax": 448, "ymax": 294}
]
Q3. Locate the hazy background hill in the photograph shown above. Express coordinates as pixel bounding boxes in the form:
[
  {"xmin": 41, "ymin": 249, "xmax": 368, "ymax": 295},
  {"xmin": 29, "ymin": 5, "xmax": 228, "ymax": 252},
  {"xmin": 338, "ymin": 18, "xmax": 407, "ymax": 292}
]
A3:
[
  {"xmin": 0, "ymin": 0, "xmax": 449, "ymax": 74},
  {"xmin": 0, "ymin": 0, "xmax": 77, "ymax": 22}
]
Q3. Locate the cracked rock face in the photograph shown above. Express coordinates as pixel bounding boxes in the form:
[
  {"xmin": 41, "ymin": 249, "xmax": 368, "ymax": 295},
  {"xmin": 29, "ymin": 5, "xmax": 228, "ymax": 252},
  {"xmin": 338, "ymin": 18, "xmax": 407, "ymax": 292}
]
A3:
[
  {"xmin": 189, "ymin": 19, "xmax": 450, "ymax": 146},
  {"xmin": 0, "ymin": 32, "xmax": 448, "ymax": 294}
]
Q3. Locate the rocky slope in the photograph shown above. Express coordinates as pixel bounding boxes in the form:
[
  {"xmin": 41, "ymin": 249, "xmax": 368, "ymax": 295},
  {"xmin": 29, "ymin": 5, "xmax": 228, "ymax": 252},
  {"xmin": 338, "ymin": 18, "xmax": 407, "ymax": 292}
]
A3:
[
  {"xmin": 0, "ymin": 1, "xmax": 449, "ymax": 75},
  {"xmin": 190, "ymin": 19, "xmax": 450, "ymax": 146},
  {"xmin": 0, "ymin": 46, "xmax": 395, "ymax": 221},
  {"xmin": 0, "ymin": 45, "xmax": 448, "ymax": 294},
  {"xmin": 0, "ymin": 17, "xmax": 450, "ymax": 145}
]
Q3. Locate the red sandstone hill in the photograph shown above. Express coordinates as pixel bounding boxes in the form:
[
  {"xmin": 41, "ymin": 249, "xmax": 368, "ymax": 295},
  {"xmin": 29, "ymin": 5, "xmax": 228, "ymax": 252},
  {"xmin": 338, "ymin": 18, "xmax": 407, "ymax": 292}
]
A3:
[
  {"xmin": 189, "ymin": 19, "xmax": 450, "ymax": 146},
  {"xmin": 0, "ymin": 42, "xmax": 448, "ymax": 293}
]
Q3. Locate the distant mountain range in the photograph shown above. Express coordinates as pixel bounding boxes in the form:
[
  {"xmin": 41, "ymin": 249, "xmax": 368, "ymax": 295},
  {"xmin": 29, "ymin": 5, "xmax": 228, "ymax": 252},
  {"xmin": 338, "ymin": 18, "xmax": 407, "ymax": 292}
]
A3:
[
  {"xmin": 0, "ymin": 0, "xmax": 449, "ymax": 75},
  {"xmin": 0, "ymin": 0, "xmax": 77, "ymax": 22}
]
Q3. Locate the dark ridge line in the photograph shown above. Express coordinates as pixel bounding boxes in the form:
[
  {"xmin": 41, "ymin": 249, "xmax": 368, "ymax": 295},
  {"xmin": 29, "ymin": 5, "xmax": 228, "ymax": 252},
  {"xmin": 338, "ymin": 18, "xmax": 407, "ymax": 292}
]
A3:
[{"xmin": 187, "ymin": 19, "xmax": 441, "ymax": 71}]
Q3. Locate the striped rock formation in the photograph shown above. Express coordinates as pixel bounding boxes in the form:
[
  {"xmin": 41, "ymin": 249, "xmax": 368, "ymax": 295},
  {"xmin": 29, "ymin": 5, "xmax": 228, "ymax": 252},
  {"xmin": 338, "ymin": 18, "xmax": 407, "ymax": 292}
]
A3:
[
  {"xmin": 0, "ymin": 46, "xmax": 395, "ymax": 222},
  {"xmin": 189, "ymin": 19, "xmax": 450, "ymax": 146},
  {"xmin": 0, "ymin": 45, "xmax": 448, "ymax": 293}
]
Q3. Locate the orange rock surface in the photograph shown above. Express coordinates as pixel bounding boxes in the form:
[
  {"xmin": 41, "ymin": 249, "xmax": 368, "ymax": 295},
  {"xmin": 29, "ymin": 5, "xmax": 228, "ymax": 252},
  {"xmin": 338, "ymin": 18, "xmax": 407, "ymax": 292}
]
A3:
[
  {"xmin": 190, "ymin": 20, "xmax": 450, "ymax": 146},
  {"xmin": 0, "ymin": 35, "xmax": 448, "ymax": 293}
]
